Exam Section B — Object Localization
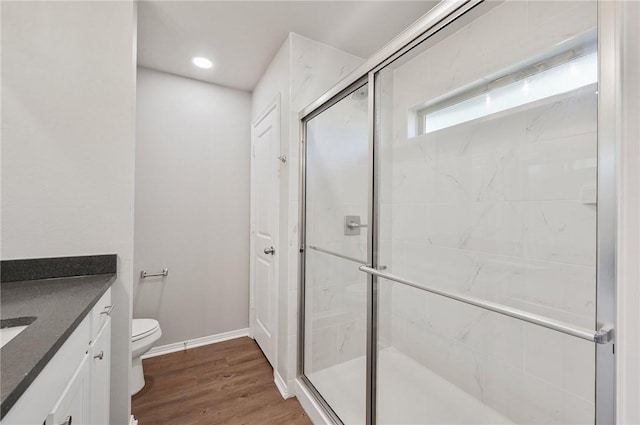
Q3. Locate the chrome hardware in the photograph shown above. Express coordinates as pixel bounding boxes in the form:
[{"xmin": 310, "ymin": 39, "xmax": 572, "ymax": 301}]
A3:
[
  {"xmin": 56, "ymin": 416, "xmax": 72, "ymax": 425},
  {"xmin": 347, "ymin": 221, "xmax": 368, "ymax": 229},
  {"xmin": 93, "ymin": 351, "xmax": 104, "ymax": 360},
  {"xmin": 100, "ymin": 303, "xmax": 116, "ymax": 316},
  {"xmin": 264, "ymin": 246, "xmax": 276, "ymax": 255},
  {"xmin": 140, "ymin": 268, "xmax": 169, "ymax": 278},
  {"xmin": 358, "ymin": 265, "xmax": 614, "ymax": 344},
  {"xmin": 278, "ymin": 155, "xmax": 287, "ymax": 163},
  {"xmin": 344, "ymin": 215, "xmax": 368, "ymax": 235},
  {"xmin": 594, "ymin": 325, "xmax": 614, "ymax": 344}
]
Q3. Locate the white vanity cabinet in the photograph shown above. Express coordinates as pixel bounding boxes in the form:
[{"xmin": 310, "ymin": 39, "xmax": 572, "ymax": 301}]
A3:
[
  {"xmin": 1, "ymin": 288, "xmax": 113, "ymax": 425},
  {"xmin": 89, "ymin": 314, "xmax": 111, "ymax": 425},
  {"xmin": 45, "ymin": 354, "xmax": 91, "ymax": 425}
]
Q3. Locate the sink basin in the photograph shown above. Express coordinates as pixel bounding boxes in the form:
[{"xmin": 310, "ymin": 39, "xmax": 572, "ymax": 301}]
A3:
[{"xmin": 1, "ymin": 317, "xmax": 36, "ymax": 348}]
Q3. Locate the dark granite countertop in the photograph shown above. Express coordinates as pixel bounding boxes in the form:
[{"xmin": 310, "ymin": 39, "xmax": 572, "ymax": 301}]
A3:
[{"xmin": 0, "ymin": 256, "xmax": 117, "ymax": 419}]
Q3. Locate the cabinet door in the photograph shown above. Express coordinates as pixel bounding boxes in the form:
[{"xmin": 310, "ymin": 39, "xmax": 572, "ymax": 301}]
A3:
[
  {"xmin": 46, "ymin": 353, "xmax": 90, "ymax": 425},
  {"xmin": 90, "ymin": 317, "xmax": 111, "ymax": 425}
]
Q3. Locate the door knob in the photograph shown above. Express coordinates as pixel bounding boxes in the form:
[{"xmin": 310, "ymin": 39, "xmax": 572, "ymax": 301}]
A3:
[{"xmin": 264, "ymin": 246, "xmax": 276, "ymax": 255}]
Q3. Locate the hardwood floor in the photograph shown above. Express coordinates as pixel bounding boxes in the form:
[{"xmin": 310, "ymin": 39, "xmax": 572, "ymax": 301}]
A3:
[{"xmin": 131, "ymin": 337, "xmax": 312, "ymax": 425}]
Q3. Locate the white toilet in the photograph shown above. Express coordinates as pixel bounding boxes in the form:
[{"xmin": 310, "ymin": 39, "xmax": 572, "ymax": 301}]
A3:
[{"xmin": 131, "ymin": 318, "xmax": 162, "ymax": 395}]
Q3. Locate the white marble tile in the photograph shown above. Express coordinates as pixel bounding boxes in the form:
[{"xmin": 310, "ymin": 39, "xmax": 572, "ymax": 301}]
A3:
[
  {"xmin": 470, "ymin": 1, "xmax": 528, "ymax": 52},
  {"xmin": 519, "ymin": 131, "xmax": 597, "ymax": 201},
  {"xmin": 508, "ymin": 297, "xmax": 594, "ymax": 331},
  {"xmin": 470, "ymin": 114, "xmax": 527, "ymax": 202},
  {"xmin": 524, "ymin": 201, "xmax": 596, "ymax": 266},
  {"xmin": 422, "ymin": 25, "xmax": 488, "ymax": 102},
  {"xmin": 482, "ymin": 254, "xmax": 595, "ymax": 325},
  {"xmin": 434, "ymin": 127, "xmax": 476, "ymax": 203},
  {"xmin": 525, "ymin": 88, "xmax": 598, "ymax": 144},
  {"xmin": 288, "ymin": 200, "xmax": 299, "ymax": 247},
  {"xmin": 391, "ymin": 134, "xmax": 437, "ymax": 204},
  {"xmin": 522, "ymin": 260, "xmax": 595, "ymax": 322},
  {"xmin": 462, "ymin": 202, "xmax": 526, "ymax": 257},
  {"xmin": 425, "ymin": 202, "xmax": 474, "ymax": 249},
  {"xmin": 426, "ymin": 201, "xmax": 526, "ymax": 259},
  {"xmin": 381, "ymin": 239, "xmax": 407, "ymax": 277},
  {"xmin": 390, "ymin": 281, "xmax": 428, "ymax": 322},
  {"xmin": 484, "ymin": 2, "xmax": 596, "ymax": 79},
  {"xmin": 468, "ymin": 312, "xmax": 526, "ymax": 370},
  {"xmin": 484, "ymin": 356, "xmax": 566, "ymax": 424},
  {"xmin": 561, "ymin": 391, "xmax": 595, "ymax": 425},
  {"xmin": 391, "ymin": 203, "xmax": 428, "ymax": 243},
  {"xmin": 524, "ymin": 324, "xmax": 595, "ymax": 401},
  {"xmin": 388, "ymin": 312, "xmax": 407, "ymax": 350},
  {"xmin": 404, "ymin": 323, "xmax": 486, "ymax": 400},
  {"xmin": 337, "ymin": 318, "xmax": 366, "ymax": 363},
  {"xmin": 377, "ymin": 202, "xmax": 395, "ymax": 263},
  {"xmin": 290, "ymin": 34, "xmax": 364, "ymax": 111},
  {"xmin": 424, "ymin": 295, "xmax": 487, "ymax": 346},
  {"xmin": 526, "ymin": 1, "xmax": 597, "ymax": 50},
  {"xmin": 307, "ymin": 324, "xmax": 338, "ymax": 373},
  {"xmin": 401, "ymin": 242, "xmax": 486, "ymax": 296}
]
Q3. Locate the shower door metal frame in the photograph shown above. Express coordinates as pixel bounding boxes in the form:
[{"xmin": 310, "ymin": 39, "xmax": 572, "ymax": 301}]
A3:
[
  {"xmin": 297, "ymin": 74, "xmax": 372, "ymax": 425},
  {"xmin": 297, "ymin": 1, "xmax": 617, "ymax": 424}
]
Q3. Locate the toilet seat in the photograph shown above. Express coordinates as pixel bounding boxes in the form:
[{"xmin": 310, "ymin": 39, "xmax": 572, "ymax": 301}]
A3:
[{"xmin": 132, "ymin": 318, "xmax": 160, "ymax": 342}]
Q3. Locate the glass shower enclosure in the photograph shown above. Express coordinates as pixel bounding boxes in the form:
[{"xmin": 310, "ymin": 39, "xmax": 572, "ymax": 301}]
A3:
[{"xmin": 298, "ymin": 1, "xmax": 615, "ymax": 424}]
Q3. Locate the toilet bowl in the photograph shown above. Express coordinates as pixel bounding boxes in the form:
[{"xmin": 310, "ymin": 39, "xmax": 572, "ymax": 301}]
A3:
[{"xmin": 131, "ymin": 318, "xmax": 162, "ymax": 396}]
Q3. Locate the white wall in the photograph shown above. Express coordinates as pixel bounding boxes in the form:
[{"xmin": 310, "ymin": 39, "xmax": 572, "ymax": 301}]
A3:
[
  {"xmin": 252, "ymin": 33, "xmax": 364, "ymax": 394},
  {"xmin": 0, "ymin": 2, "xmax": 136, "ymax": 423},
  {"xmin": 616, "ymin": 1, "xmax": 640, "ymax": 423},
  {"xmin": 134, "ymin": 67, "xmax": 252, "ymax": 345}
]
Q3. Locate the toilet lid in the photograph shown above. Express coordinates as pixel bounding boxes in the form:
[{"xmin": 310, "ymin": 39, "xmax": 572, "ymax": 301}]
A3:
[{"xmin": 132, "ymin": 318, "xmax": 160, "ymax": 342}]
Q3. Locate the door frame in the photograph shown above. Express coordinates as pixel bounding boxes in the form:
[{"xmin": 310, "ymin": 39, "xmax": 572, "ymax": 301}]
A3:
[{"xmin": 249, "ymin": 94, "xmax": 281, "ymax": 368}]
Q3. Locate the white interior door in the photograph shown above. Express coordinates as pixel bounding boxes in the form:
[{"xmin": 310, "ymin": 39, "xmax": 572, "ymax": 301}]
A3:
[{"xmin": 250, "ymin": 97, "xmax": 280, "ymax": 367}]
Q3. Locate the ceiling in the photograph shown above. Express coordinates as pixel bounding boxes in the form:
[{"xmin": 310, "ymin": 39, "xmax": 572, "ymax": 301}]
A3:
[{"xmin": 137, "ymin": 1, "xmax": 438, "ymax": 91}]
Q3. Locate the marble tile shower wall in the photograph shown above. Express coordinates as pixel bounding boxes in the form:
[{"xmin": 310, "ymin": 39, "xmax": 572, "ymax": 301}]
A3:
[
  {"xmin": 379, "ymin": 1, "xmax": 598, "ymax": 424},
  {"xmin": 305, "ymin": 93, "xmax": 369, "ymax": 374}
]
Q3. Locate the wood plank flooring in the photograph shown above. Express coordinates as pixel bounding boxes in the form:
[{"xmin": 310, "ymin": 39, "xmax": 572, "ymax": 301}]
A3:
[{"xmin": 131, "ymin": 337, "xmax": 312, "ymax": 425}]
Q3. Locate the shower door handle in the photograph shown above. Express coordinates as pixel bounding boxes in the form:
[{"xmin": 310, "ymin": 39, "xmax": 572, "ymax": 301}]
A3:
[
  {"xmin": 264, "ymin": 246, "xmax": 276, "ymax": 255},
  {"xmin": 347, "ymin": 221, "xmax": 368, "ymax": 229},
  {"xmin": 344, "ymin": 215, "xmax": 367, "ymax": 235}
]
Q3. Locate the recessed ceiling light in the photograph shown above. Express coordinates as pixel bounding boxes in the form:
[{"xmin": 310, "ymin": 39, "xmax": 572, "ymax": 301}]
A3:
[{"xmin": 191, "ymin": 56, "xmax": 213, "ymax": 69}]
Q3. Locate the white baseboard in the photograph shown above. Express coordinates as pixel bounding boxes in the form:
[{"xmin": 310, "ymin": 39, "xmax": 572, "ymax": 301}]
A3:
[
  {"xmin": 129, "ymin": 415, "xmax": 138, "ymax": 425},
  {"xmin": 274, "ymin": 370, "xmax": 289, "ymax": 399},
  {"xmin": 294, "ymin": 378, "xmax": 332, "ymax": 425},
  {"xmin": 142, "ymin": 328, "xmax": 250, "ymax": 359}
]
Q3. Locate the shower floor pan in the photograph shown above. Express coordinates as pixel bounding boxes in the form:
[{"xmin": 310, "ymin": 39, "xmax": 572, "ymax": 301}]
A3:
[{"xmin": 307, "ymin": 346, "xmax": 513, "ymax": 425}]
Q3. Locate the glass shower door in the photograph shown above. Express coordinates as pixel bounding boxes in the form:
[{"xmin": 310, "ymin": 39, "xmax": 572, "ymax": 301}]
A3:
[
  {"xmin": 302, "ymin": 83, "xmax": 370, "ymax": 424},
  {"xmin": 374, "ymin": 1, "xmax": 602, "ymax": 424}
]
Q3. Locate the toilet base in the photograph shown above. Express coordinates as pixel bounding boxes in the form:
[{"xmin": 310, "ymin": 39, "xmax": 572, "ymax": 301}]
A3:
[{"xmin": 131, "ymin": 355, "xmax": 145, "ymax": 396}]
